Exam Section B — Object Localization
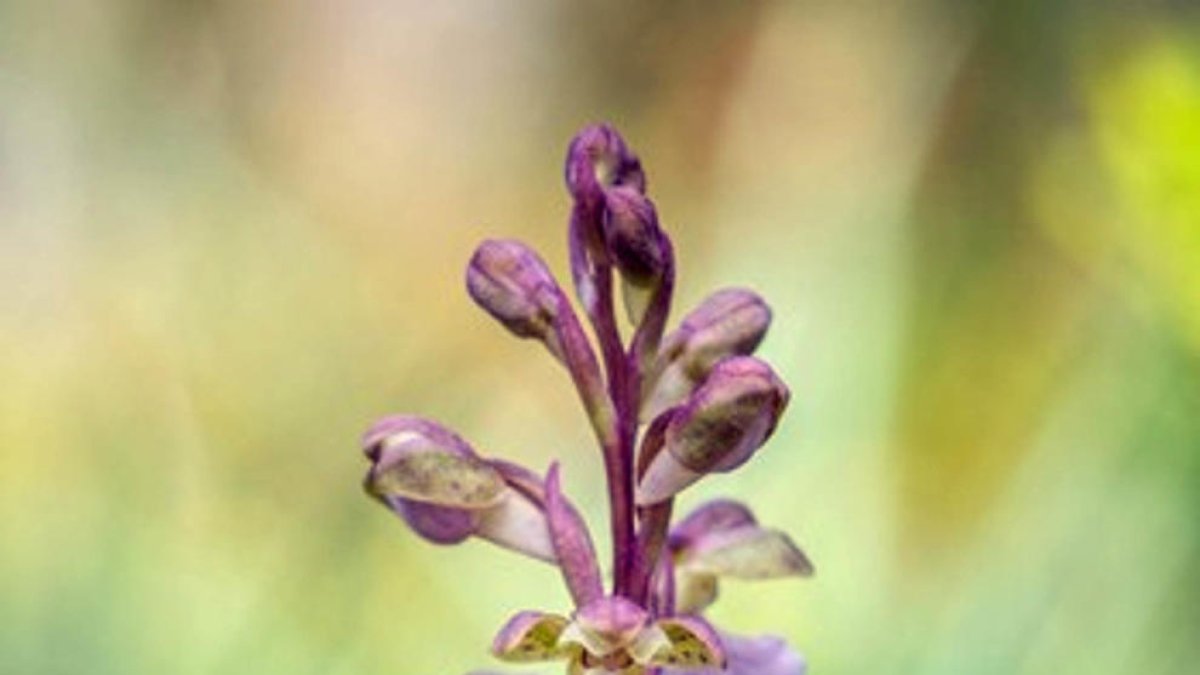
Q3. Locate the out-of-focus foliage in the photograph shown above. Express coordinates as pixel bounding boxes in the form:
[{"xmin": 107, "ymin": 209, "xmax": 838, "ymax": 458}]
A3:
[{"xmin": 1, "ymin": 2, "xmax": 1197, "ymax": 674}]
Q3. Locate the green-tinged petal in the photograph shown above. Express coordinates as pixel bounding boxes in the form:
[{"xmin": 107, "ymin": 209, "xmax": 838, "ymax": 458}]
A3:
[
  {"xmin": 491, "ymin": 611, "xmax": 572, "ymax": 662},
  {"xmin": 674, "ymin": 570, "xmax": 719, "ymax": 615},
  {"xmin": 686, "ymin": 527, "xmax": 813, "ymax": 579},
  {"xmin": 474, "ymin": 490, "xmax": 556, "ymax": 563},
  {"xmin": 626, "ymin": 624, "xmax": 671, "ymax": 664},
  {"xmin": 645, "ymin": 616, "xmax": 725, "ymax": 669},
  {"xmin": 370, "ymin": 450, "xmax": 507, "ymax": 508}
]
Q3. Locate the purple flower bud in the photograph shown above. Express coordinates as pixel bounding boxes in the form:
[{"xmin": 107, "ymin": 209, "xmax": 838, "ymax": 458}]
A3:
[
  {"xmin": 636, "ymin": 357, "xmax": 789, "ymax": 505},
  {"xmin": 564, "ymin": 123, "xmax": 646, "ymax": 209},
  {"xmin": 644, "ymin": 289, "xmax": 772, "ymax": 420},
  {"xmin": 467, "ymin": 239, "xmax": 562, "ymax": 342},
  {"xmin": 601, "ymin": 186, "xmax": 672, "ymax": 327},
  {"xmin": 602, "ymin": 186, "xmax": 667, "ymax": 287},
  {"xmin": 362, "ymin": 416, "xmax": 555, "ymax": 561}
]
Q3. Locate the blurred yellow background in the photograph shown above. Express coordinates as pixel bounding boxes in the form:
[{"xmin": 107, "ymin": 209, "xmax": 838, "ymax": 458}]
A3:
[{"xmin": 2, "ymin": 2, "xmax": 1198, "ymax": 674}]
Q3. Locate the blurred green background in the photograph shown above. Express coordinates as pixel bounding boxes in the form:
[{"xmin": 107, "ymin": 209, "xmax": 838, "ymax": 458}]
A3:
[{"xmin": 2, "ymin": 2, "xmax": 1199, "ymax": 673}]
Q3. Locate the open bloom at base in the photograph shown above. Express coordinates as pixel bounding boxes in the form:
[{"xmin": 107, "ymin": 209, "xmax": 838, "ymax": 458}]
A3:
[
  {"xmin": 493, "ymin": 597, "xmax": 725, "ymax": 674},
  {"xmin": 359, "ymin": 124, "xmax": 814, "ymax": 674}
]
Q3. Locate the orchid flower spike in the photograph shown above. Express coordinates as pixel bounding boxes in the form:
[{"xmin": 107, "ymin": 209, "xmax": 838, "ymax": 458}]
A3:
[{"xmin": 360, "ymin": 124, "xmax": 814, "ymax": 675}]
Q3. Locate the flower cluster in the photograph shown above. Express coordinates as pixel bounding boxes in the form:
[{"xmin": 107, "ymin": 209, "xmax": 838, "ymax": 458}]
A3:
[{"xmin": 361, "ymin": 124, "xmax": 813, "ymax": 674}]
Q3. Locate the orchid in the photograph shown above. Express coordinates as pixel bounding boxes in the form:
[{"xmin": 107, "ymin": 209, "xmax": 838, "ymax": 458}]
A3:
[{"xmin": 361, "ymin": 124, "xmax": 813, "ymax": 674}]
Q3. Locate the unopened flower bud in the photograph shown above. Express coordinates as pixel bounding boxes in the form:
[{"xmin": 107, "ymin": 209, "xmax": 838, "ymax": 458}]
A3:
[
  {"xmin": 644, "ymin": 289, "xmax": 771, "ymax": 420},
  {"xmin": 636, "ymin": 357, "xmax": 789, "ymax": 505},
  {"xmin": 467, "ymin": 239, "xmax": 562, "ymax": 342},
  {"xmin": 564, "ymin": 123, "xmax": 646, "ymax": 209},
  {"xmin": 601, "ymin": 186, "xmax": 672, "ymax": 326},
  {"xmin": 602, "ymin": 186, "xmax": 667, "ymax": 286},
  {"xmin": 362, "ymin": 416, "xmax": 555, "ymax": 561}
]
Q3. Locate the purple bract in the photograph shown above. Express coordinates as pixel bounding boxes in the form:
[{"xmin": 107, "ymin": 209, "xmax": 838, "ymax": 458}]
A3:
[{"xmin": 361, "ymin": 124, "xmax": 813, "ymax": 674}]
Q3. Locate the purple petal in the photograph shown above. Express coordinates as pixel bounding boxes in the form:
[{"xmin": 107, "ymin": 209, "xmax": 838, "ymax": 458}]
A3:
[
  {"xmin": 669, "ymin": 500, "xmax": 758, "ymax": 551},
  {"xmin": 391, "ymin": 497, "xmax": 477, "ymax": 544},
  {"xmin": 544, "ymin": 463, "xmax": 604, "ymax": 607}
]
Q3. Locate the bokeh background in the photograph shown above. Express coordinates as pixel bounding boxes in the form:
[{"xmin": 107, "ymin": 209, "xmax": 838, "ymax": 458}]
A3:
[{"xmin": 3, "ymin": 1, "xmax": 1199, "ymax": 673}]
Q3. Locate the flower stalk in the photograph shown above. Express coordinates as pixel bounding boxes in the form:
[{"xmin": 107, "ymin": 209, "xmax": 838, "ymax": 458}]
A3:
[{"xmin": 360, "ymin": 123, "xmax": 813, "ymax": 674}]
